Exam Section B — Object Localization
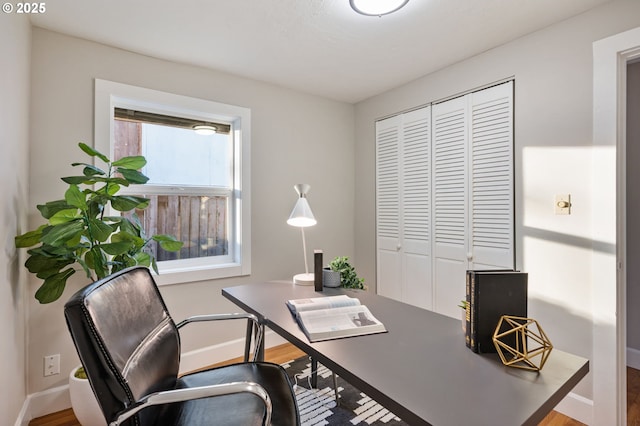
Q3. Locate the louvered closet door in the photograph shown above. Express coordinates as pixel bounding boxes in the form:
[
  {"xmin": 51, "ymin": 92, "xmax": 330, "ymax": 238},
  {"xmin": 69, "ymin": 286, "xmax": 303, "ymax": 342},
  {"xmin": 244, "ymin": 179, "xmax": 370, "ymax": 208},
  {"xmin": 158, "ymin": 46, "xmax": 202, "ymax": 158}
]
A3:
[
  {"xmin": 469, "ymin": 81, "xmax": 514, "ymax": 269},
  {"xmin": 432, "ymin": 96, "xmax": 469, "ymax": 318},
  {"xmin": 376, "ymin": 115, "xmax": 402, "ymax": 301},
  {"xmin": 401, "ymin": 107, "xmax": 432, "ymax": 309},
  {"xmin": 376, "ymin": 107, "xmax": 431, "ymax": 308}
]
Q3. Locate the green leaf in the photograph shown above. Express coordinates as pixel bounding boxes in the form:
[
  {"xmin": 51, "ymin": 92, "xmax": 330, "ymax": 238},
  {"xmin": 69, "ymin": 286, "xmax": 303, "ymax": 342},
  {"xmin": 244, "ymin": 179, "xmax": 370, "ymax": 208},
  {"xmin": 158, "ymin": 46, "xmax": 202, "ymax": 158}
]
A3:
[
  {"xmin": 87, "ymin": 246, "xmax": 109, "ymax": 279},
  {"xmin": 84, "ymin": 249, "xmax": 95, "ymax": 271},
  {"xmin": 112, "ymin": 155, "xmax": 146, "ymax": 169},
  {"xmin": 117, "ymin": 168, "xmax": 149, "ymax": 184},
  {"xmin": 117, "ymin": 219, "xmax": 142, "ymax": 238},
  {"xmin": 49, "ymin": 209, "xmax": 80, "ymax": 225},
  {"xmin": 86, "ymin": 198, "xmax": 106, "ymax": 218},
  {"xmin": 81, "ymin": 164, "xmax": 106, "ymax": 177},
  {"xmin": 105, "ymin": 183, "xmax": 120, "ymax": 196},
  {"xmin": 41, "ymin": 221, "xmax": 85, "ymax": 247},
  {"xmin": 28, "ymin": 244, "xmax": 79, "ymax": 258},
  {"xmin": 71, "ymin": 162, "xmax": 106, "ymax": 177},
  {"xmin": 103, "ymin": 216, "xmax": 123, "ymax": 225},
  {"xmin": 153, "ymin": 234, "xmax": 183, "ymax": 252},
  {"xmin": 111, "ymin": 195, "xmax": 150, "ymax": 212},
  {"xmin": 78, "ymin": 142, "xmax": 110, "ymax": 163},
  {"xmin": 76, "ymin": 257, "xmax": 94, "ymax": 280},
  {"xmin": 121, "ymin": 214, "xmax": 143, "ymax": 235},
  {"xmin": 61, "ymin": 176, "xmax": 95, "ymax": 185},
  {"xmin": 61, "ymin": 175, "xmax": 130, "ymax": 186},
  {"xmin": 87, "ymin": 218, "xmax": 115, "ymax": 242},
  {"xmin": 35, "ymin": 269, "xmax": 75, "ymax": 304},
  {"xmin": 64, "ymin": 185, "xmax": 87, "ymax": 210},
  {"xmin": 92, "ymin": 176, "xmax": 130, "ymax": 186},
  {"xmin": 37, "ymin": 200, "xmax": 75, "ymax": 219},
  {"xmin": 26, "ymin": 255, "xmax": 75, "ymax": 279},
  {"xmin": 100, "ymin": 241, "xmax": 134, "ymax": 256},
  {"xmin": 15, "ymin": 227, "xmax": 45, "ymax": 248},
  {"xmin": 111, "ymin": 231, "xmax": 144, "ymax": 248},
  {"xmin": 133, "ymin": 251, "xmax": 152, "ymax": 266}
]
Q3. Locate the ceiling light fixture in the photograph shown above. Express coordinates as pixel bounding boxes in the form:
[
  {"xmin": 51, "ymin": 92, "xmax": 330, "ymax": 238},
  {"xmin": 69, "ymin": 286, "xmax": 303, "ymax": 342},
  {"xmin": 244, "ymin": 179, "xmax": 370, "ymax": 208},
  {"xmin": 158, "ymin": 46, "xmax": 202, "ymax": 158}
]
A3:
[
  {"xmin": 349, "ymin": 0, "xmax": 409, "ymax": 16},
  {"xmin": 193, "ymin": 124, "xmax": 217, "ymax": 135}
]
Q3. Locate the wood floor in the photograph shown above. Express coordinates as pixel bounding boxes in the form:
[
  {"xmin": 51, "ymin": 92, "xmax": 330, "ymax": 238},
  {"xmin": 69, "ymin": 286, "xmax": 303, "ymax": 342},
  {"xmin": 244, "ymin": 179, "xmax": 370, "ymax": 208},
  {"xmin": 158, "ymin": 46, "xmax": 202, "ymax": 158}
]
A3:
[{"xmin": 29, "ymin": 343, "xmax": 622, "ymax": 426}]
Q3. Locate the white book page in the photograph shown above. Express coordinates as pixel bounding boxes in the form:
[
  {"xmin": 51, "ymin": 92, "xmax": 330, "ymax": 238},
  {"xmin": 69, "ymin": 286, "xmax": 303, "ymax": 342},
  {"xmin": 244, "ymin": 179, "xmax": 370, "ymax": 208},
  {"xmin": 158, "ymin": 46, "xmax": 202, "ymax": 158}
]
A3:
[
  {"xmin": 298, "ymin": 305, "xmax": 383, "ymax": 335},
  {"xmin": 287, "ymin": 295, "xmax": 360, "ymax": 314}
]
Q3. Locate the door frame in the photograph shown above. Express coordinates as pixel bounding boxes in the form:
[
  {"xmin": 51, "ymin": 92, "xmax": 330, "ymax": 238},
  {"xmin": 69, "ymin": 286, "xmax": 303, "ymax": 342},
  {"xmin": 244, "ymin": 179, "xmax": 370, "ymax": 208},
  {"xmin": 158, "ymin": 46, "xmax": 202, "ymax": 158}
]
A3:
[{"xmin": 593, "ymin": 26, "xmax": 640, "ymax": 425}]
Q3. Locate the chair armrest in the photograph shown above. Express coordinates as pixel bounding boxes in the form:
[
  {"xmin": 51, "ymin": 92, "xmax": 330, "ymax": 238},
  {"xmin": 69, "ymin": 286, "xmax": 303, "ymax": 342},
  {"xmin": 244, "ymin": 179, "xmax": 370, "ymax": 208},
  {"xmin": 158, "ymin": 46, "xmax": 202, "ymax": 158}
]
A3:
[
  {"xmin": 176, "ymin": 313, "xmax": 264, "ymax": 362},
  {"xmin": 176, "ymin": 312, "xmax": 259, "ymax": 328},
  {"xmin": 108, "ymin": 381, "xmax": 272, "ymax": 426}
]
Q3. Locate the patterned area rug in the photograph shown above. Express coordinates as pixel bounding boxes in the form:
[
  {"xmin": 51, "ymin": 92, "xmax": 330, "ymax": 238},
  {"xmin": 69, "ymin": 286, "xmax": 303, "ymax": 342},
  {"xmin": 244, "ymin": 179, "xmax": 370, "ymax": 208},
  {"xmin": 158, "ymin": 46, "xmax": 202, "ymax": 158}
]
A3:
[{"xmin": 281, "ymin": 356, "xmax": 408, "ymax": 426}]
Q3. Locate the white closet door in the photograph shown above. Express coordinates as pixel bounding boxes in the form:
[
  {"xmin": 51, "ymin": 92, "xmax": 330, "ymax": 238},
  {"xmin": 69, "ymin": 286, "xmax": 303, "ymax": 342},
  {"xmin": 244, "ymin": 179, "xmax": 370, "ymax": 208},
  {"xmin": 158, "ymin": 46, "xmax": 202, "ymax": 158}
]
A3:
[
  {"xmin": 432, "ymin": 95, "xmax": 469, "ymax": 318},
  {"xmin": 376, "ymin": 107, "xmax": 431, "ymax": 307},
  {"xmin": 401, "ymin": 107, "xmax": 432, "ymax": 309},
  {"xmin": 376, "ymin": 81, "xmax": 514, "ymax": 316},
  {"xmin": 470, "ymin": 81, "xmax": 514, "ymax": 269},
  {"xmin": 376, "ymin": 115, "xmax": 402, "ymax": 301}
]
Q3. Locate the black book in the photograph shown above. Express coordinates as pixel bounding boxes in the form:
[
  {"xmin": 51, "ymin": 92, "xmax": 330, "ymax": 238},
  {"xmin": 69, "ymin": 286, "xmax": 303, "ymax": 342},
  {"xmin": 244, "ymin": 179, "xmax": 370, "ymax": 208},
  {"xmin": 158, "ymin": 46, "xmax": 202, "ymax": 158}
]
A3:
[{"xmin": 465, "ymin": 270, "xmax": 528, "ymax": 353}]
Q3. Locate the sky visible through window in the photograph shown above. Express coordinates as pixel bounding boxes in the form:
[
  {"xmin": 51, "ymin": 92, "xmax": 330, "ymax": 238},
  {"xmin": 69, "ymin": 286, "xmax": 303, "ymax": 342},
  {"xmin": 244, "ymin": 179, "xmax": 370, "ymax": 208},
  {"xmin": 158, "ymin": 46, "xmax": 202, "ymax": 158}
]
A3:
[{"xmin": 141, "ymin": 123, "xmax": 231, "ymax": 188}]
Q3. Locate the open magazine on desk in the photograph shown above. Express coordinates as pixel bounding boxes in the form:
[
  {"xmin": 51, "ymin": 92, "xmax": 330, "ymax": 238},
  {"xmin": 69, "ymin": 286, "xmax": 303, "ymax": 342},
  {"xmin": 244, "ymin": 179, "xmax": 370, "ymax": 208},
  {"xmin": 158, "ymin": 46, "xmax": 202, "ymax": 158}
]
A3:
[{"xmin": 286, "ymin": 295, "xmax": 387, "ymax": 342}]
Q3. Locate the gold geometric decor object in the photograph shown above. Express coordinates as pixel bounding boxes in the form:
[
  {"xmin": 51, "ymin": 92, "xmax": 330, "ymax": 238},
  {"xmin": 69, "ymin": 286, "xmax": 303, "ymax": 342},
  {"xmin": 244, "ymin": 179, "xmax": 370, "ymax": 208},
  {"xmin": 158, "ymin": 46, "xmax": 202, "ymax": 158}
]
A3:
[{"xmin": 492, "ymin": 315, "xmax": 553, "ymax": 371}]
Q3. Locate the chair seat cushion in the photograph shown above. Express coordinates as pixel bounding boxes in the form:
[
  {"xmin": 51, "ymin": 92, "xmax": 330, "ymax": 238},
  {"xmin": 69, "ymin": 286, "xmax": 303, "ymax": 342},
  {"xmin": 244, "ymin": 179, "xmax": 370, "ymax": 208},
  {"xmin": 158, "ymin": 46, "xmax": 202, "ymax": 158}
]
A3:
[{"xmin": 159, "ymin": 362, "xmax": 299, "ymax": 426}]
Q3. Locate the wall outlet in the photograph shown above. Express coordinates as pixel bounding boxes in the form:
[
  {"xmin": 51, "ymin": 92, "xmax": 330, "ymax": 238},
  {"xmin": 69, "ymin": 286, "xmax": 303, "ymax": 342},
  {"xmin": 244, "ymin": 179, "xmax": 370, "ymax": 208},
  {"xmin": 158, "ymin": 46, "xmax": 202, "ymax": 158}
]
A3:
[{"xmin": 44, "ymin": 354, "xmax": 60, "ymax": 377}]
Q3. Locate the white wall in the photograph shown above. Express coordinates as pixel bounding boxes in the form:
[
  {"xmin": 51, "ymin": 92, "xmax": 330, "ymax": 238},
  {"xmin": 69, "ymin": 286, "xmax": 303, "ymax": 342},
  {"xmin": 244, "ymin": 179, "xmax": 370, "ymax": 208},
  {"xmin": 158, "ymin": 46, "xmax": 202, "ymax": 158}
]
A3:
[
  {"xmin": 0, "ymin": 13, "xmax": 30, "ymax": 426},
  {"xmin": 27, "ymin": 27, "xmax": 355, "ymax": 399},
  {"xmin": 354, "ymin": 0, "xmax": 640, "ymax": 423}
]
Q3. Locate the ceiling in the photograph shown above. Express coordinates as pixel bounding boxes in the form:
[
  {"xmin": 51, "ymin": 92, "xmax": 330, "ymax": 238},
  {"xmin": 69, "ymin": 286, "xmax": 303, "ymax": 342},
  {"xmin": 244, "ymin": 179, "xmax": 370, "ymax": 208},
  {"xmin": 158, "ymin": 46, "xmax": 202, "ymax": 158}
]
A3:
[{"xmin": 30, "ymin": 0, "xmax": 612, "ymax": 103}]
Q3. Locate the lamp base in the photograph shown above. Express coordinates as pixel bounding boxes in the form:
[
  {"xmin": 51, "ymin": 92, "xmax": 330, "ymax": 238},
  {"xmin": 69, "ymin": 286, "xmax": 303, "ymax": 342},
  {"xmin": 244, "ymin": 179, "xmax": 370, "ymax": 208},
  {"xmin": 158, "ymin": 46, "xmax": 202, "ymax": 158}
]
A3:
[{"xmin": 293, "ymin": 273, "xmax": 315, "ymax": 286}]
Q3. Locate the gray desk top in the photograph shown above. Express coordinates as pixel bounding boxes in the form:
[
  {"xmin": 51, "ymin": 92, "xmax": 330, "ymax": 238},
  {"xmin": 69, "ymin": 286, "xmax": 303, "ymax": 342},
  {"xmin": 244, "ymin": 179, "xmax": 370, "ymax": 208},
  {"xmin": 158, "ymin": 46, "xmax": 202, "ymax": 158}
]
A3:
[{"xmin": 223, "ymin": 282, "xmax": 589, "ymax": 426}]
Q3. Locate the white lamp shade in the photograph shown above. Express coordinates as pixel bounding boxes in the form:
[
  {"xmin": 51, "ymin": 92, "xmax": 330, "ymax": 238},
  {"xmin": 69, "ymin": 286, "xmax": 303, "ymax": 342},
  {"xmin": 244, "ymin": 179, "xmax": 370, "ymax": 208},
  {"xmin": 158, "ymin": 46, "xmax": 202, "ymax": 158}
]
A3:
[
  {"xmin": 350, "ymin": 0, "xmax": 409, "ymax": 16},
  {"xmin": 287, "ymin": 198, "xmax": 317, "ymax": 227}
]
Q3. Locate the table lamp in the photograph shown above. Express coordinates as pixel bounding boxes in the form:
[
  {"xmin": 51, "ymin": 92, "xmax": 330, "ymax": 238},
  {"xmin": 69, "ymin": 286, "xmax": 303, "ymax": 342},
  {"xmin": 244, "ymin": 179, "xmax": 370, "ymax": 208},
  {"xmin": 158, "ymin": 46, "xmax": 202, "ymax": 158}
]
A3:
[{"xmin": 287, "ymin": 184, "xmax": 317, "ymax": 285}]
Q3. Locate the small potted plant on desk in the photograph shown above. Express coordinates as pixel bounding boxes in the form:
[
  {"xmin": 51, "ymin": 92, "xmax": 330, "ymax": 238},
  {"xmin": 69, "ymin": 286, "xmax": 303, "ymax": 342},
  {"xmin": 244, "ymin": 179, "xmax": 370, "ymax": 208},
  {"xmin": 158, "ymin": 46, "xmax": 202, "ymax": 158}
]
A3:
[{"xmin": 323, "ymin": 256, "xmax": 366, "ymax": 289}]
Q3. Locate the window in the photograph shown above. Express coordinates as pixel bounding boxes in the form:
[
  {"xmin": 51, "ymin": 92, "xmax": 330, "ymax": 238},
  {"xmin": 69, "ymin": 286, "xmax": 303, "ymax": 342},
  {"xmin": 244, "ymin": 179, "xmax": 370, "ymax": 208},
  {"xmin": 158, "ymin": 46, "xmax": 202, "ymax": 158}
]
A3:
[{"xmin": 95, "ymin": 80, "xmax": 251, "ymax": 285}]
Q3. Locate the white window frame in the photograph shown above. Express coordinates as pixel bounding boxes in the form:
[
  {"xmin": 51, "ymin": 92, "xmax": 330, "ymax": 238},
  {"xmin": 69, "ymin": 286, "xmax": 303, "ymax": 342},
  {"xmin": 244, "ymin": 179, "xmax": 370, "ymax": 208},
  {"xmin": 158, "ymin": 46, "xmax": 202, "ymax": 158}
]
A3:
[{"xmin": 94, "ymin": 79, "xmax": 251, "ymax": 285}]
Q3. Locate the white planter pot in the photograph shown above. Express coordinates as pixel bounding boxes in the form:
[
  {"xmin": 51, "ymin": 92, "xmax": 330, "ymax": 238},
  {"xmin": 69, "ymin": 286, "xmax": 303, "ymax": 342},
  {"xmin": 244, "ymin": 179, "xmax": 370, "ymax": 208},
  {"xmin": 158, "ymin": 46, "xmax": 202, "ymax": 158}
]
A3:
[
  {"xmin": 322, "ymin": 268, "xmax": 341, "ymax": 288},
  {"xmin": 69, "ymin": 367, "xmax": 107, "ymax": 426}
]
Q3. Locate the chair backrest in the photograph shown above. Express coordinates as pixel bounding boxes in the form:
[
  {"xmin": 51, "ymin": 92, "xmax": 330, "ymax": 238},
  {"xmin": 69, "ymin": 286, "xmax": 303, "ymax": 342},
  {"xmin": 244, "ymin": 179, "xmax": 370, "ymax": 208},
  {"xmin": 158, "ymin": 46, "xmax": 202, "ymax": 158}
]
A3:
[{"xmin": 64, "ymin": 266, "xmax": 181, "ymax": 425}]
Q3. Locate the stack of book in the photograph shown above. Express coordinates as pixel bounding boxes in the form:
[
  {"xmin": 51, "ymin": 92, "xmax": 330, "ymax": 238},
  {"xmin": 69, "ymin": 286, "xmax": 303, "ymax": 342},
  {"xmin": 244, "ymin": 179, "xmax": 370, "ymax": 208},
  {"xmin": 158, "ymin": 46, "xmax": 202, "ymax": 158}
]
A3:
[{"xmin": 465, "ymin": 270, "xmax": 528, "ymax": 353}]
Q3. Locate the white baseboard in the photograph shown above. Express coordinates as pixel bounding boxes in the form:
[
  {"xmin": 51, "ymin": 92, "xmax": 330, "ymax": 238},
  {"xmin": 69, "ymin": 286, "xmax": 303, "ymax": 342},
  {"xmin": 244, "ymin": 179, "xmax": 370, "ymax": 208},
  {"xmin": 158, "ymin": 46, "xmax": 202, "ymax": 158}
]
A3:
[
  {"xmin": 628, "ymin": 346, "xmax": 640, "ymax": 370},
  {"xmin": 16, "ymin": 383, "xmax": 71, "ymax": 425},
  {"xmin": 15, "ymin": 331, "xmax": 288, "ymax": 425},
  {"xmin": 553, "ymin": 391, "xmax": 594, "ymax": 425}
]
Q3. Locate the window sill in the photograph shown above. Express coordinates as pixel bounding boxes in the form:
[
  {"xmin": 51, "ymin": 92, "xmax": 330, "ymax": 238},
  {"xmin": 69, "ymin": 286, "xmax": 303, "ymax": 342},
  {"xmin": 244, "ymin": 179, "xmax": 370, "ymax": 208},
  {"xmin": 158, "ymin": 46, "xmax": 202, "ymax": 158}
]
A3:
[{"xmin": 153, "ymin": 262, "xmax": 250, "ymax": 286}]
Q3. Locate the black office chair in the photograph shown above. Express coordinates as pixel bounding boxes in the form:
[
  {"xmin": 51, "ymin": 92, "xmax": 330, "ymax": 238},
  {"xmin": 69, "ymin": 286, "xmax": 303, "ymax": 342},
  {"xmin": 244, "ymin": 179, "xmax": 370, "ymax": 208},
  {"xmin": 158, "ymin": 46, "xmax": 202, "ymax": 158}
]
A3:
[{"xmin": 64, "ymin": 266, "xmax": 300, "ymax": 426}]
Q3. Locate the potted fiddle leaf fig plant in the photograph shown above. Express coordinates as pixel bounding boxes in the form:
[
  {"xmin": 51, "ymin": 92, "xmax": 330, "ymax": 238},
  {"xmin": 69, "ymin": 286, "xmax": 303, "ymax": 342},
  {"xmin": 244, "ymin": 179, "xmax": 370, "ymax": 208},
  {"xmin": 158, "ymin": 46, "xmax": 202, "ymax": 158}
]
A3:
[{"xmin": 15, "ymin": 142, "xmax": 183, "ymax": 304}]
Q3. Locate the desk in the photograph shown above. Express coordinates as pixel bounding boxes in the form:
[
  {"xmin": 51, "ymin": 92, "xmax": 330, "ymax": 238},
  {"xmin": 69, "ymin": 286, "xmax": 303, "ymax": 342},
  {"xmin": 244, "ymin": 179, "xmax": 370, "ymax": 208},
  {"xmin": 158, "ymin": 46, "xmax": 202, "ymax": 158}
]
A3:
[{"xmin": 223, "ymin": 282, "xmax": 589, "ymax": 426}]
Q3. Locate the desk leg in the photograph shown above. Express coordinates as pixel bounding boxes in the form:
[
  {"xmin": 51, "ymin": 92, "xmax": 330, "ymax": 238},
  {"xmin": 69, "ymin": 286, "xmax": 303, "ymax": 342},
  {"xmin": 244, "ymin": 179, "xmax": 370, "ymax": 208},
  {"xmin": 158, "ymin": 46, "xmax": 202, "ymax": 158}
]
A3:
[
  {"xmin": 257, "ymin": 323, "xmax": 265, "ymax": 361},
  {"xmin": 244, "ymin": 321, "xmax": 252, "ymax": 362},
  {"xmin": 311, "ymin": 357, "xmax": 318, "ymax": 388},
  {"xmin": 245, "ymin": 321, "xmax": 265, "ymax": 362}
]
